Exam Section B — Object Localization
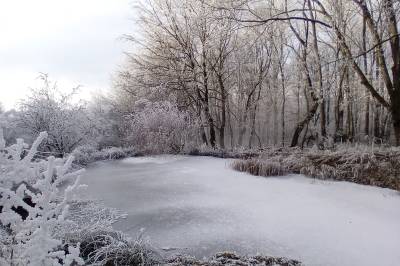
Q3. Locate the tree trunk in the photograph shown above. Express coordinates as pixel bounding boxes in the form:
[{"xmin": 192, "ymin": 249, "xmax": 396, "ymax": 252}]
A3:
[
  {"xmin": 362, "ymin": 16, "xmax": 370, "ymax": 137},
  {"xmin": 218, "ymin": 75, "xmax": 226, "ymax": 149},
  {"xmin": 279, "ymin": 61, "xmax": 286, "ymax": 147},
  {"xmin": 344, "ymin": 69, "xmax": 354, "ymax": 141},
  {"xmin": 365, "ymin": 96, "xmax": 370, "ymax": 136},
  {"xmin": 249, "ymin": 85, "xmax": 262, "ymax": 149},
  {"xmin": 248, "ymin": 108, "xmax": 256, "ymax": 149},
  {"xmin": 200, "ymin": 46, "xmax": 216, "ymax": 148},
  {"xmin": 199, "ymin": 106, "xmax": 208, "ymax": 146},
  {"xmin": 205, "ymin": 106, "xmax": 216, "ymax": 148},
  {"xmin": 273, "ymin": 100, "xmax": 278, "ymax": 145},
  {"xmin": 237, "ymin": 113, "xmax": 247, "ymax": 147},
  {"xmin": 226, "ymin": 99, "xmax": 234, "ymax": 149},
  {"xmin": 335, "ymin": 68, "xmax": 345, "ymax": 141},
  {"xmin": 392, "ymin": 91, "xmax": 400, "ymax": 145},
  {"xmin": 308, "ymin": 0, "xmax": 326, "ymax": 138},
  {"xmin": 202, "ymin": 91, "xmax": 216, "ymax": 148},
  {"xmin": 291, "ymin": 101, "xmax": 319, "ymax": 147},
  {"xmin": 374, "ymin": 102, "xmax": 381, "ymax": 140}
]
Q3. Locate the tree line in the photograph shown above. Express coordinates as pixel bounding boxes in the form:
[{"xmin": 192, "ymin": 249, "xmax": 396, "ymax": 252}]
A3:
[{"xmin": 114, "ymin": 0, "xmax": 400, "ymax": 148}]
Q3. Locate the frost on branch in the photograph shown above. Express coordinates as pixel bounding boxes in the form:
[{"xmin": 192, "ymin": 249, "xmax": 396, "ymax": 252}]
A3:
[{"xmin": 0, "ymin": 130, "xmax": 84, "ymax": 265}]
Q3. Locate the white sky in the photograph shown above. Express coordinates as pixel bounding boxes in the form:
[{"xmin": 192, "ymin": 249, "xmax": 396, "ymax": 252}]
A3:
[{"xmin": 0, "ymin": 0, "xmax": 135, "ymax": 110}]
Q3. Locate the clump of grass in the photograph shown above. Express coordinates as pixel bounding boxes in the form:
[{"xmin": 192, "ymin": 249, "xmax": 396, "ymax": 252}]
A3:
[
  {"xmin": 232, "ymin": 146, "xmax": 400, "ymax": 191},
  {"xmin": 65, "ymin": 228, "xmax": 161, "ymax": 266},
  {"xmin": 232, "ymin": 159, "xmax": 288, "ymax": 176},
  {"xmin": 55, "ymin": 200, "xmax": 161, "ymax": 266}
]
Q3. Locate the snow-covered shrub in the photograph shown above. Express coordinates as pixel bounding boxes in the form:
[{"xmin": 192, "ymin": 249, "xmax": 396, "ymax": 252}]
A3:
[
  {"xmin": 71, "ymin": 144, "xmax": 100, "ymax": 166},
  {"xmin": 86, "ymin": 96, "xmax": 127, "ymax": 149},
  {"xmin": 99, "ymin": 147, "xmax": 128, "ymax": 160},
  {"xmin": 0, "ymin": 131, "xmax": 84, "ymax": 265},
  {"xmin": 17, "ymin": 74, "xmax": 97, "ymax": 155},
  {"xmin": 126, "ymin": 100, "xmax": 199, "ymax": 154}
]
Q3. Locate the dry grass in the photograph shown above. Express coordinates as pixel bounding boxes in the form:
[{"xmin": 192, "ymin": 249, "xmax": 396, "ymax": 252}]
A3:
[
  {"xmin": 232, "ymin": 146, "xmax": 400, "ymax": 191},
  {"xmin": 65, "ymin": 228, "xmax": 161, "ymax": 266},
  {"xmin": 232, "ymin": 159, "xmax": 288, "ymax": 176}
]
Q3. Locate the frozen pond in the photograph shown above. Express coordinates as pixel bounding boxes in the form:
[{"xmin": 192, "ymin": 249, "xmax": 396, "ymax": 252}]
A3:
[{"xmin": 80, "ymin": 155, "xmax": 400, "ymax": 266}]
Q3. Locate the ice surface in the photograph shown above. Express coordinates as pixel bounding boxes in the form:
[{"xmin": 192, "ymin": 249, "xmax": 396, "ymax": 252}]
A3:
[
  {"xmin": 121, "ymin": 156, "xmax": 181, "ymax": 164},
  {"xmin": 80, "ymin": 155, "xmax": 400, "ymax": 266}
]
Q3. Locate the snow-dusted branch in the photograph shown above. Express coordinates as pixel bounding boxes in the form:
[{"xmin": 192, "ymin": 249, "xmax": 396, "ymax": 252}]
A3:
[{"xmin": 0, "ymin": 129, "xmax": 84, "ymax": 265}]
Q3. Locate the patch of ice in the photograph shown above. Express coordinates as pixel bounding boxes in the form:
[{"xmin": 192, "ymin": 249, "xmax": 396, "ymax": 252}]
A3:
[
  {"xmin": 122, "ymin": 155, "xmax": 182, "ymax": 165},
  {"xmin": 178, "ymin": 166, "xmax": 196, "ymax": 174}
]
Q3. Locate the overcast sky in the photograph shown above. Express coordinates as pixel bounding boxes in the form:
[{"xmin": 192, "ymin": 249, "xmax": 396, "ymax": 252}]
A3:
[{"xmin": 0, "ymin": 0, "xmax": 135, "ymax": 110}]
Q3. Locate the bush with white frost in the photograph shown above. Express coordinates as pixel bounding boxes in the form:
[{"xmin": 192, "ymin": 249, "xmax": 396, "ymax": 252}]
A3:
[
  {"xmin": 0, "ymin": 130, "xmax": 84, "ymax": 265},
  {"xmin": 126, "ymin": 100, "xmax": 199, "ymax": 154},
  {"xmin": 17, "ymin": 74, "xmax": 96, "ymax": 155}
]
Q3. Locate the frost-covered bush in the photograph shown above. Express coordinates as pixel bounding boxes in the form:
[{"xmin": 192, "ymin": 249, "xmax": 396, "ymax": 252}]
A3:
[
  {"xmin": 17, "ymin": 74, "xmax": 97, "ymax": 155},
  {"xmin": 100, "ymin": 147, "xmax": 130, "ymax": 160},
  {"xmin": 72, "ymin": 145, "xmax": 137, "ymax": 166},
  {"xmin": 0, "ymin": 131, "xmax": 84, "ymax": 265},
  {"xmin": 126, "ymin": 100, "xmax": 199, "ymax": 154},
  {"xmin": 71, "ymin": 144, "xmax": 100, "ymax": 165}
]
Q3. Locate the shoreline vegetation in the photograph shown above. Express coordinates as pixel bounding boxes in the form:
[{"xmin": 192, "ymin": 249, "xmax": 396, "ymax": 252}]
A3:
[{"xmin": 230, "ymin": 146, "xmax": 400, "ymax": 191}]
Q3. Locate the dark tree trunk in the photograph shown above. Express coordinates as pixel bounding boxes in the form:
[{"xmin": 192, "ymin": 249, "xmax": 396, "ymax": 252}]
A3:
[
  {"xmin": 218, "ymin": 75, "xmax": 226, "ymax": 149},
  {"xmin": 362, "ymin": 16, "xmax": 370, "ymax": 137},
  {"xmin": 291, "ymin": 101, "xmax": 319, "ymax": 147},
  {"xmin": 392, "ymin": 91, "xmax": 400, "ymax": 145},
  {"xmin": 200, "ymin": 46, "xmax": 216, "ymax": 148},
  {"xmin": 374, "ymin": 102, "xmax": 381, "ymax": 140},
  {"xmin": 279, "ymin": 62, "xmax": 286, "ymax": 146},
  {"xmin": 308, "ymin": 0, "xmax": 326, "ymax": 138},
  {"xmin": 205, "ymin": 104, "xmax": 216, "ymax": 148}
]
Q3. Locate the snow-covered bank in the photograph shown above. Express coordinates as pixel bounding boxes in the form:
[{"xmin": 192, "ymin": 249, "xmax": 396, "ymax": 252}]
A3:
[{"xmin": 80, "ymin": 155, "xmax": 400, "ymax": 266}]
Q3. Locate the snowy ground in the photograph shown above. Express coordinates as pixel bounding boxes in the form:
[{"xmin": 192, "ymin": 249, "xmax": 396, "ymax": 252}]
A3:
[{"xmin": 80, "ymin": 155, "xmax": 400, "ymax": 266}]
